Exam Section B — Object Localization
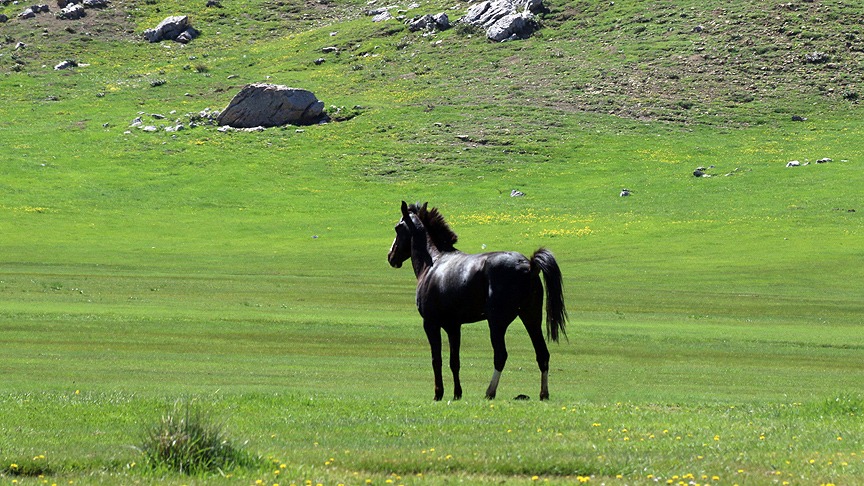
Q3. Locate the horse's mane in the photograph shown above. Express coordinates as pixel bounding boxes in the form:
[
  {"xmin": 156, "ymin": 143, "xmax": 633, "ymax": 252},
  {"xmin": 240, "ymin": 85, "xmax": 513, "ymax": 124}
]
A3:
[{"xmin": 409, "ymin": 203, "xmax": 458, "ymax": 252}]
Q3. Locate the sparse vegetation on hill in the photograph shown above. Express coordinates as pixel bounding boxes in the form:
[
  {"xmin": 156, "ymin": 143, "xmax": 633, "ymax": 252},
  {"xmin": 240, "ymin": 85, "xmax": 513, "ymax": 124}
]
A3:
[{"xmin": 2, "ymin": 0, "xmax": 861, "ymax": 124}]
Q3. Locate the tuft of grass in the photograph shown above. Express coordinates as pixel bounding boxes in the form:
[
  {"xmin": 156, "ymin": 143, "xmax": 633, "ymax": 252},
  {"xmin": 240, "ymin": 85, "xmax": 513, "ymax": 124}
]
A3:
[{"xmin": 139, "ymin": 399, "xmax": 255, "ymax": 475}]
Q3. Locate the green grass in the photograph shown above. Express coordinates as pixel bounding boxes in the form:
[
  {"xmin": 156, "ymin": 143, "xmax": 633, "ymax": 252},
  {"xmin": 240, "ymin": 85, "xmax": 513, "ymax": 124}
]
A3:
[{"xmin": 1, "ymin": 0, "xmax": 864, "ymax": 484}]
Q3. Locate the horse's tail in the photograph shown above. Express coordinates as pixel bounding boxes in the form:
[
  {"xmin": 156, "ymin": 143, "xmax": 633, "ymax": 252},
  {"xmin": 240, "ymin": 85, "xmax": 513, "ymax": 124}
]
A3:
[{"xmin": 531, "ymin": 248, "xmax": 568, "ymax": 343}]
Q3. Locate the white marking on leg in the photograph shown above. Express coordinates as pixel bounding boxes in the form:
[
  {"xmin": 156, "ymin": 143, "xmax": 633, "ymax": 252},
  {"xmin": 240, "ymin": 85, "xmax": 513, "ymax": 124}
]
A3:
[{"xmin": 486, "ymin": 369, "xmax": 502, "ymax": 398}]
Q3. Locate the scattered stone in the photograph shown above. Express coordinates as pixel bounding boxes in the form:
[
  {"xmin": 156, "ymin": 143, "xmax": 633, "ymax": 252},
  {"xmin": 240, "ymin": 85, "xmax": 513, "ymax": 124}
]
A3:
[
  {"xmin": 15, "ymin": 42, "xmax": 26, "ymax": 50},
  {"xmin": 816, "ymin": 157, "xmax": 833, "ymax": 164},
  {"xmin": 141, "ymin": 125, "xmax": 158, "ymax": 132},
  {"xmin": 54, "ymin": 59, "xmax": 78, "ymax": 70},
  {"xmin": 314, "ymin": 58, "xmax": 326, "ymax": 65},
  {"xmin": 620, "ymin": 189, "xmax": 631, "ymax": 197},
  {"xmin": 408, "ymin": 12, "xmax": 450, "ymax": 31},
  {"xmin": 510, "ymin": 189, "xmax": 525, "ymax": 197},
  {"xmin": 206, "ymin": 0, "xmax": 222, "ymax": 7},
  {"xmin": 322, "ymin": 46, "xmax": 339, "ymax": 53},
  {"xmin": 0, "ymin": 13, "xmax": 8, "ymax": 23},
  {"xmin": 791, "ymin": 115, "xmax": 807, "ymax": 122},
  {"xmin": 216, "ymin": 83, "xmax": 326, "ymax": 128},
  {"xmin": 19, "ymin": 7, "xmax": 37, "ymax": 18},
  {"xmin": 786, "ymin": 160, "xmax": 800, "ymax": 167},
  {"xmin": 83, "ymin": 0, "xmax": 109, "ymax": 8}
]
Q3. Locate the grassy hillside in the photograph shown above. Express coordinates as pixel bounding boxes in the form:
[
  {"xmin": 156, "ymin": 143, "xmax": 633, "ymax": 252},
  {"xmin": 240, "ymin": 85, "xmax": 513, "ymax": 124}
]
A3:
[{"xmin": 1, "ymin": 0, "xmax": 863, "ymax": 484}]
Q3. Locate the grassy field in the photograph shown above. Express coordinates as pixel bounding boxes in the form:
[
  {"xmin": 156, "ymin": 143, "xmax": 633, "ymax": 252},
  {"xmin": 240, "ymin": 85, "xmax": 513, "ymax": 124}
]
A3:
[{"xmin": 1, "ymin": 0, "xmax": 863, "ymax": 484}]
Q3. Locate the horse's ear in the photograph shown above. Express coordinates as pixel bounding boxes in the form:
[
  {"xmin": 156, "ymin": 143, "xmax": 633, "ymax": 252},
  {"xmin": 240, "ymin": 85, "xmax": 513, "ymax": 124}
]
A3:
[
  {"xmin": 401, "ymin": 201, "xmax": 410, "ymax": 219},
  {"xmin": 422, "ymin": 202, "xmax": 428, "ymax": 212}
]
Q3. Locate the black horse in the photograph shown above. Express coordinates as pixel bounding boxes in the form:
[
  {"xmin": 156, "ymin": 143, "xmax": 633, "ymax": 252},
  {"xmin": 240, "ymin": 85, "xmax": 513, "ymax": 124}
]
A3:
[{"xmin": 388, "ymin": 201, "xmax": 567, "ymax": 401}]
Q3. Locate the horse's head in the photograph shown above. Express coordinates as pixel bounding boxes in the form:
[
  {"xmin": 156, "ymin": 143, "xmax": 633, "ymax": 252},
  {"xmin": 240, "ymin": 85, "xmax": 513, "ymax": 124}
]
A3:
[{"xmin": 388, "ymin": 201, "xmax": 425, "ymax": 268}]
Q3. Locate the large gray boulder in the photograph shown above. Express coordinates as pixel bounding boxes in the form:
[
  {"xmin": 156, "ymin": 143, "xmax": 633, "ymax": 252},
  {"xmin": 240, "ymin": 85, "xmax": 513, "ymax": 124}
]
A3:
[
  {"xmin": 460, "ymin": 0, "xmax": 542, "ymax": 41},
  {"xmin": 144, "ymin": 15, "xmax": 198, "ymax": 43},
  {"xmin": 216, "ymin": 83, "xmax": 325, "ymax": 128}
]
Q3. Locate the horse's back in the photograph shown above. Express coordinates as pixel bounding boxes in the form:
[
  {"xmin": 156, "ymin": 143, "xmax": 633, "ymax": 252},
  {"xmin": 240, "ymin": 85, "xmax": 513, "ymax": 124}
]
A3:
[{"xmin": 417, "ymin": 250, "xmax": 535, "ymax": 323}]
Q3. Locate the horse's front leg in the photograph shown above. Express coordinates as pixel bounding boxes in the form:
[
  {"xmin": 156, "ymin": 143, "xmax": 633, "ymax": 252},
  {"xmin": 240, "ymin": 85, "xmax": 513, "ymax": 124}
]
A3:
[
  {"xmin": 445, "ymin": 325, "xmax": 463, "ymax": 400},
  {"xmin": 424, "ymin": 320, "xmax": 445, "ymax": 401}
]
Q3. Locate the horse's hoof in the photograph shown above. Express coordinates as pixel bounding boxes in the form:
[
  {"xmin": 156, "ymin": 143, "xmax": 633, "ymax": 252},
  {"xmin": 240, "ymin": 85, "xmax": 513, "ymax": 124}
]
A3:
[{"xmin": 539, "ymin": 393, "xmax": 549, "ymax": 401}]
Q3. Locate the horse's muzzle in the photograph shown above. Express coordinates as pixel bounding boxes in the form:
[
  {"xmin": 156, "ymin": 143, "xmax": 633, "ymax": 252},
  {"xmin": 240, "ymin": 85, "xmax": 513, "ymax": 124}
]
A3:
[{"xmin": 388, "ymin": 254, "xmax": 402, "ymax": 268}]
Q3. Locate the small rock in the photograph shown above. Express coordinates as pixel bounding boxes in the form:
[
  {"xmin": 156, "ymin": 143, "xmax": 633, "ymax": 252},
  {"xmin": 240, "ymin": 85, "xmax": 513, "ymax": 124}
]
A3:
[
  {"xmin": 510, "ymin": 189, "xmax": 525, "ymax": 197},
  {"xmin": 619, "ymin": 189, "xmax": 631, "ymax": 197},
  {"xmin": 804, "ymin": 51, "xmax": 828, "ymax": 64},
  {"xmin": 54, "ymin": 59, "xmax": 78, "ymax": 70},
  {"xmin": 322, "ymin": 46, "xmax": 339, "ymax": 53},
  {"xmin": 816, "ymin": 157, "xmax": 832, "ymax": 164},
  {"xmin": 372, "ymin": 10, "xmax": 393, "ymax": 21},
  {"xmin": 313, "ymin": 58, "xmax": 326, "ymax": 65},
  {"xmin": 791, "ymin": 115, "xmax": 807, "ymax": 121},
  {"xmin": 786, "ymin": 160, "xmax": 800, "ymax": 167}
]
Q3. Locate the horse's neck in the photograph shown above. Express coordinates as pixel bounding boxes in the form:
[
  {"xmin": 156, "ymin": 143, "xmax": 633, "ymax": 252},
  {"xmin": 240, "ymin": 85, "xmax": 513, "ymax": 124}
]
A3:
[{"xmin": 410, "ymin": 232, "xmax": 440, "ymax": 279}]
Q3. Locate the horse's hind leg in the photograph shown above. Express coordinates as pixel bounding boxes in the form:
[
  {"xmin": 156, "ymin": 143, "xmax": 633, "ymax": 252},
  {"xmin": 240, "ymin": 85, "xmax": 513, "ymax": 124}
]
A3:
[
  {"xmin": 485, "ymin": 319, "xmax": 510, "ymax": 399},
  {"xmin": 521, "ymin": 285, "xmax": 551, "ymax": 400}
]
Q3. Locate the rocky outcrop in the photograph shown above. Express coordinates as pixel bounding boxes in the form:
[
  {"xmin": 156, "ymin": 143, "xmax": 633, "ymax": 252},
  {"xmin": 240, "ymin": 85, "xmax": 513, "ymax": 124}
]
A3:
[
  {"xmin": 216, "ymin": 84, "xmax": 326, "ymax": 128},
  {"xmin": 459, "ymin": 0, "xmax": 543, "ymax": 41}
]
